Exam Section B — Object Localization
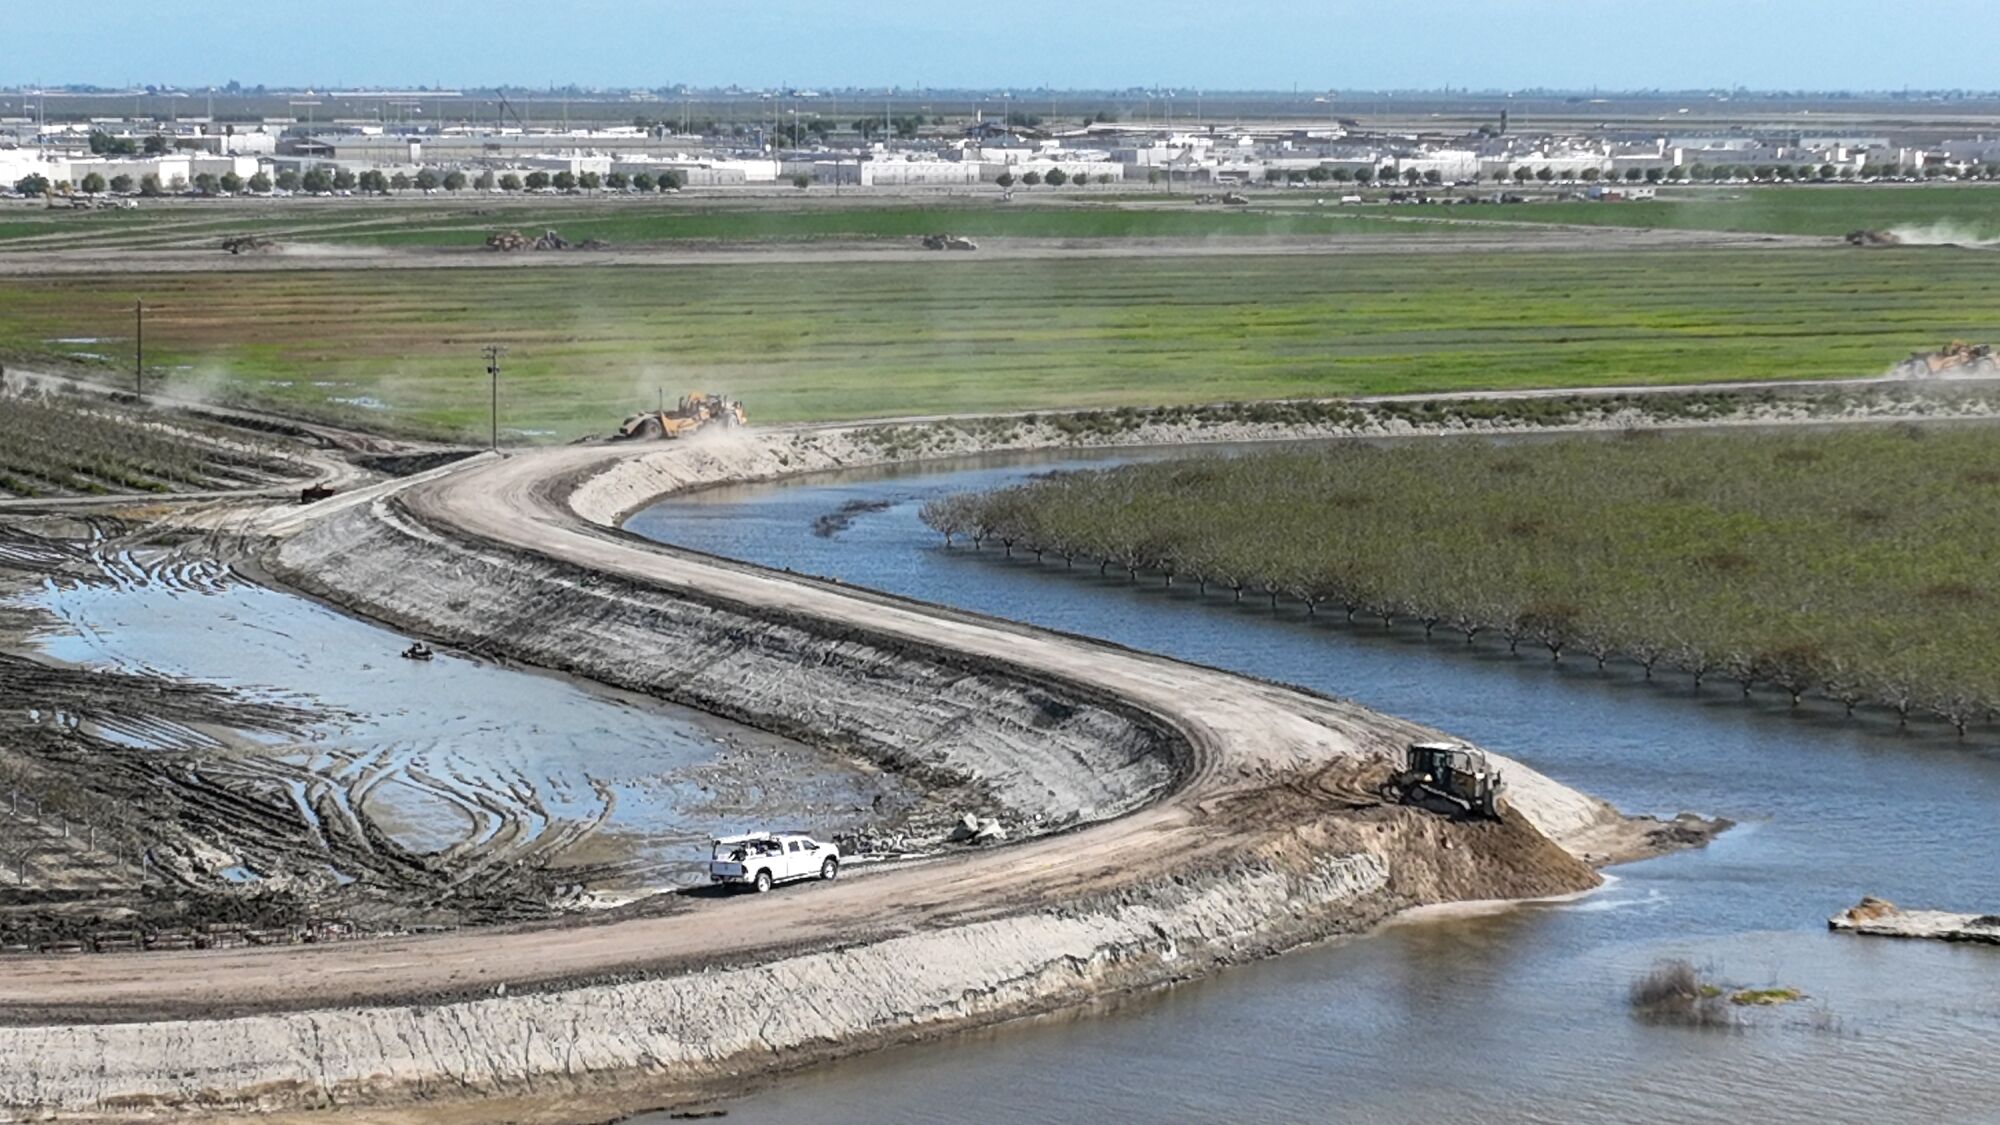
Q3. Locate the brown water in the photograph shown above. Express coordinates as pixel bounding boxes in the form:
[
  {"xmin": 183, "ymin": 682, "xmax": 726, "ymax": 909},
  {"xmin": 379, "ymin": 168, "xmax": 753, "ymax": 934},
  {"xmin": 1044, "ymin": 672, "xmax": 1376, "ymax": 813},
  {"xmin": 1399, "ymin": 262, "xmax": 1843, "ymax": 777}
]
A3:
[{"xmin": 626, "ymin": 447, "xmax": 2000, "ymax": 1125}]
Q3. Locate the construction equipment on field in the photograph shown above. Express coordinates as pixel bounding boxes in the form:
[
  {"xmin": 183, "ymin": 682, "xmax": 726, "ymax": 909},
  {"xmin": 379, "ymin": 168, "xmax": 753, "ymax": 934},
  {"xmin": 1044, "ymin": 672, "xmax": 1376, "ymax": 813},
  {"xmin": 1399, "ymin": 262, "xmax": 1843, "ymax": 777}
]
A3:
[
  {"xmin": 614, "ymin": 392, "xmax": 748, "ymax": 440},
  {"xmin": 485, "ymin": 229, "xmax": 605, "ymax": 252},
  {"xmin": 1891, "ymin": 340, "xmax": 2000, "ymax": 380},
  {"xmin": 221, "ymin": 235, "xmax": 278, "ymax": 255},
  {"xmin": 1383, "ymin": 741, "xmax": 1504, "ymax": 820}
]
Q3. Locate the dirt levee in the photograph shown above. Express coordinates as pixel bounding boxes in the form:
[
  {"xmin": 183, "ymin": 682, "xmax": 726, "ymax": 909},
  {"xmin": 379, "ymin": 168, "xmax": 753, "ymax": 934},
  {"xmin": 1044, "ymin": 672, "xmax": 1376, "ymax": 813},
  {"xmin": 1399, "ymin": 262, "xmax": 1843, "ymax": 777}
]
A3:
[
  {"xmin": 271, "ymin": 496, "xmax": 1181, "ymax": 830},
  {"xmin": 0, "ymin": 420, "xmax": 1687, "ymax": 1120}
]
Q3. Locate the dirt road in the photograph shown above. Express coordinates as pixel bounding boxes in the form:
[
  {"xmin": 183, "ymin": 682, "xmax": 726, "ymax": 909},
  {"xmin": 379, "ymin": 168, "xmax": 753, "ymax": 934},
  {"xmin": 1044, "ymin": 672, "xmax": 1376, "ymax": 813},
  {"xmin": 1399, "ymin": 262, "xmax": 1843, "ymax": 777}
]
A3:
[
  {"xmin": 0, "ymin": 430, "xmax": 1639, "ymax": 1026},
  {"xmin": 0, "ymin": 226, "xmax": 1815, "ymax": 276}
]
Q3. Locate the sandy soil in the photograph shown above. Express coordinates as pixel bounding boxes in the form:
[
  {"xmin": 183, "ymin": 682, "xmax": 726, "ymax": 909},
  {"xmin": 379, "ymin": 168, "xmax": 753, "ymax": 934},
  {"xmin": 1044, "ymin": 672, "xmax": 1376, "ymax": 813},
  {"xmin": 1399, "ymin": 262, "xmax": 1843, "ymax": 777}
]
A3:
[{"xmin": 1829, "ymin": 896, "xmax": 2000, "ymax": 944}]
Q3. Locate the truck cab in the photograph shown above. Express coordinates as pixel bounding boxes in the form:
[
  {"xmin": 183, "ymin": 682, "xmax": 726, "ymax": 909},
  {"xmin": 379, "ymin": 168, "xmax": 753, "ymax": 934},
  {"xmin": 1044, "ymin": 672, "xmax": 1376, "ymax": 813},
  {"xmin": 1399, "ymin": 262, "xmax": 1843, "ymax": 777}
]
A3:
[{"xmin": 708, "ymin": 832, "xmax": 839, "ymax": 893}]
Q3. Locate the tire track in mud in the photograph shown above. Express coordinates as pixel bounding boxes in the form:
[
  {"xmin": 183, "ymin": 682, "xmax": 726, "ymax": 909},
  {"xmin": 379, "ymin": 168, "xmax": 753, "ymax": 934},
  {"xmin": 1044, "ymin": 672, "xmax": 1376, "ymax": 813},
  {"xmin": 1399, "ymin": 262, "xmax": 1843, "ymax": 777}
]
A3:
[
  {"xmin": 0, "ymin": 418, "xmax": 1733, "ymax": 1118},
  {"xmin": 0, "ymin": 523, "xmax": 647, "ymax": 935},
  {"xmin": 0, "ymin": 430, "xmax": 1629, "ymax": 1013}
]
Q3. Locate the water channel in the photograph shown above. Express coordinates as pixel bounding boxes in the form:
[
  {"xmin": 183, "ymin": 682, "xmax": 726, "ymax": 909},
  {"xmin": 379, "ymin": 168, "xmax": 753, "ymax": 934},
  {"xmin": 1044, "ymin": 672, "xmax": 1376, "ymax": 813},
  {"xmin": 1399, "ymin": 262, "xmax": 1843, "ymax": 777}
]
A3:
[{"xmin": 625, "ymin": 445, "xmax": 2000, "ymax": 1124}]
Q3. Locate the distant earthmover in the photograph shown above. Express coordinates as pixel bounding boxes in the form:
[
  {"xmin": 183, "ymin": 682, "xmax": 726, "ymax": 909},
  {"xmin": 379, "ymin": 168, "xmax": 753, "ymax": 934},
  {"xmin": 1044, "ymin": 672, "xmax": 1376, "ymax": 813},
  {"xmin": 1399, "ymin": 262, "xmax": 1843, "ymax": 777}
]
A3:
[
  {"xmin": 485, "ymin": 229, "xmax": 609, "ymax": 252},
  {"xmin": 614, "ymin": 393, "xmax": 747, "ymax": 440},
  {"xmin": 220, "ymin": 235, "xmax": 278, "ymax": 255},
  {"xmin": 1892, "ymin": 340, "xmax": 2000, "ymax": 380}
]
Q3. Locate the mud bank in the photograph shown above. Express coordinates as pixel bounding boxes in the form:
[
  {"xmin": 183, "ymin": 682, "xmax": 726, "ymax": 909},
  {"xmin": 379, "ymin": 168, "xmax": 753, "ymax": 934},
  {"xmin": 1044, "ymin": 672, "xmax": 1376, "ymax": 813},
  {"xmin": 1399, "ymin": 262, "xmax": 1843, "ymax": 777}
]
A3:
[
  {"xmin": 270, "ymin": 498, "xmax": 1180, "ymax": 833},
  {"xmin": 0, "ymin": 824, "xmax": 1574, "ymax": 1116},
  {"xmin": 1831, "ymin": 897, "xmax": 2000, "ymax": 945},
  {"xmin": 0, "ymin": 414, "xmax": 1698, "ymax": 1120}
]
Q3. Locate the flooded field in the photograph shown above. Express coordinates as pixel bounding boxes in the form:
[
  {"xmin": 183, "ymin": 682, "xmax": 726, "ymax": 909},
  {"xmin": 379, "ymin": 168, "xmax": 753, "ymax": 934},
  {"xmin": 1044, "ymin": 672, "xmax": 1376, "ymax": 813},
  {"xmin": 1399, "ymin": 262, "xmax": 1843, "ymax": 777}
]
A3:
[
  {"xmin": 1, "ymin": 533, "xmax": 911, "ymax": 915},
  {"xmin": 628, "ymin": 447, "xmax": 2000, "ymax": 1124}
]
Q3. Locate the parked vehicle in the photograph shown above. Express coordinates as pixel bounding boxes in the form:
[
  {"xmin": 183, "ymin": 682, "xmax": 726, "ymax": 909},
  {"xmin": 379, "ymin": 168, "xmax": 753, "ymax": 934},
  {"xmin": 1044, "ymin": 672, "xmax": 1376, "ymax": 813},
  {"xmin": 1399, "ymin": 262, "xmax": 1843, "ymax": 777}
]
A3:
[{"xmin": 707, "ymin": 832, "xmax": 839, "ymax": 892}]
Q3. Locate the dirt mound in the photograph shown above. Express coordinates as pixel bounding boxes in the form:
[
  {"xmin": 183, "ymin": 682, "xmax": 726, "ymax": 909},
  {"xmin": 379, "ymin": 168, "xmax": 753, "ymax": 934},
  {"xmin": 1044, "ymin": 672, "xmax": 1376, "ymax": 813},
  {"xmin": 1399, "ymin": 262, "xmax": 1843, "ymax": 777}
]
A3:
[{"xmin": 1840, "ymin": 895, "xmax": 1899, "ymax": 922}]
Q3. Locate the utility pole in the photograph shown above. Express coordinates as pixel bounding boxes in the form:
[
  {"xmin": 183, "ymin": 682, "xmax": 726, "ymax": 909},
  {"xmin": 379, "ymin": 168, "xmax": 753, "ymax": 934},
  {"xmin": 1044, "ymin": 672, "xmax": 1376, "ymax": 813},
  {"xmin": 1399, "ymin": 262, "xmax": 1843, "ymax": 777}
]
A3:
[
  {"xmin": 134, "ymin": 299, "xmax": 144, "ymax": 398},
  {"xmin": 483, "ymin": 345, "xmax": 506, "ymax": 451}
]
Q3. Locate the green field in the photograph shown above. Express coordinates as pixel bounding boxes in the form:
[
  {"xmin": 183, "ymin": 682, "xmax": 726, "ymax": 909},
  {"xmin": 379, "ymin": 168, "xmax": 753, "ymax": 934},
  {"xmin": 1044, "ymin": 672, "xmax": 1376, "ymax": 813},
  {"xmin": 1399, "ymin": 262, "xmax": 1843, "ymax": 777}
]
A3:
[
  {"xmin": 929, "ymin": 424, "xmax": 2000, "ymax": 731},
  {"xmin": 7, "ymin": 184, "xmax": 2000, "ymax": 250},
  {"xmin": 0, "ymin": 199, "xmax": 1424, "ymax": 250},
  {"xmin": 5, "ymin": 246, "xmax": 1998, "ymax": 440},
  {"xmin": 1452, "ymin": 185, "xmax": 2000, "ymax": 238}
]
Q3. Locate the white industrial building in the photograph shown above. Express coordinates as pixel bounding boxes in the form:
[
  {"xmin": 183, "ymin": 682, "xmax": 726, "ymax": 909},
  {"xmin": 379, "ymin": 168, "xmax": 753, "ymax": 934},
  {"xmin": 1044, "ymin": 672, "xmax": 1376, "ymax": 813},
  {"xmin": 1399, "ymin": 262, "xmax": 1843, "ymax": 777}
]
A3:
[
  {"xmin": 2, "ymin": 149, "xmax": 261, "ymax": 190},
  {"xmin": 858, "ymin": 158, "xmax": 981, "ymax": 187},
  {"xmin": 611, "ymin": 157, "xmax": 779, "ymax": 185}
]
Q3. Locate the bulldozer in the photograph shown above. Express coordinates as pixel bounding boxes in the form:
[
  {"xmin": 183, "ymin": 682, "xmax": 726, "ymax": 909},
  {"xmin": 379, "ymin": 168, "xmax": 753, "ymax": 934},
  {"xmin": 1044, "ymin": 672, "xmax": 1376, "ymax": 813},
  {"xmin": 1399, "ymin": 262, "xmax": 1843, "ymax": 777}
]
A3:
[
  {"xmin": 1891, "ymin": 340, "xmax": 2000, "ymax": 380},
  {"xmin": 614, "ymin": 392, "xmax": 747, "ymax": 441},
  {"xmin": 1383, "ymin": 741, "xmax": 1504, "ymax": 820}
]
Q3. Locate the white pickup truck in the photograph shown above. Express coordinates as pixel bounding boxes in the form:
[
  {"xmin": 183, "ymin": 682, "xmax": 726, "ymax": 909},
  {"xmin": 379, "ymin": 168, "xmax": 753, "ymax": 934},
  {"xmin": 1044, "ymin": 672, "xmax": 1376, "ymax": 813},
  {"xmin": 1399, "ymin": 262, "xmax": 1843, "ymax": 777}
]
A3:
[{"xmin": 707, "ymin": 832, "xmax": 839, "ymax": 893}]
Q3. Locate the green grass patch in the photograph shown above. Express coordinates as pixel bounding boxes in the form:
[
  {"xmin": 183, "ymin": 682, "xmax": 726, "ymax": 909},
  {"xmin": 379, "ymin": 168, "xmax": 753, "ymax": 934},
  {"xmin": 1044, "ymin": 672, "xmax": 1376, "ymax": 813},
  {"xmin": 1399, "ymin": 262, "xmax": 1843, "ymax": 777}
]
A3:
[
  {"xmin": 1729, "ymin": 988, "xmax": 1805, "ymax": 1006},
  {"xmin": 928, "ymin": 422, "xmax": 2000, "ymax": 731},
  {"xmin": 331, "ymin": 204, "xmax": 1424, "ymax": 246},
  {"xmin": 1, "ymin": 246, "xmax": 1996, "ymax": 440},
  {"xmin": 1454, "ymin": 185, "xmax": 2000, "ymax": 238},
  {"xmin": 0, "ymin": 199, "xmax": 1425, "ymax": 249},
  {"xmin": 11, "ymin": 185, "xmax": 2000, "ymax": 248}
]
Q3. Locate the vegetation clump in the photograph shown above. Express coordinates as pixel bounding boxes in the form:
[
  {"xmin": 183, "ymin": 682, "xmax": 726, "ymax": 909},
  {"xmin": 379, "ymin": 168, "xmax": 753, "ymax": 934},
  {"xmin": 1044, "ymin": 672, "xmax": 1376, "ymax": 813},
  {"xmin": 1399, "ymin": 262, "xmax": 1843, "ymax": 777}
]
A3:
[
  {"xmin": 1628, "ymin": 960, "xmax": 1737, "ymax": 1027},
  {"xmin": 924, "ymin": 423, "xmax": 2000, "ymax": 734},
  {"xmin": 1729, "ymin": 987, "xmax": 1805, "ymax": 1006}
]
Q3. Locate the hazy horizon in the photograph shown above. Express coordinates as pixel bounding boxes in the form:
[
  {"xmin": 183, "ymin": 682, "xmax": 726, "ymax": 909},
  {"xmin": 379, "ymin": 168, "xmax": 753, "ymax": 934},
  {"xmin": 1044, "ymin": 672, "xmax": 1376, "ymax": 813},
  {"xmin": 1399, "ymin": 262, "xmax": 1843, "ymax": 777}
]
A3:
[{"xmin": 9, "ymin": 0, "xmax": 1992, "ymax": 94}]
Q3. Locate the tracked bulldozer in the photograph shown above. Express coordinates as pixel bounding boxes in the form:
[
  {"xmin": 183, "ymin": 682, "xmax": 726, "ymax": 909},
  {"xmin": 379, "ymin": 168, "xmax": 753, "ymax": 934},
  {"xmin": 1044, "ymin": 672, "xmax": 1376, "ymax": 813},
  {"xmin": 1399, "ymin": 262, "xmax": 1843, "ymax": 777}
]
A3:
[
  {"xmin": 1891, "ymin": 341, "xmax": 2000, "ymax": 380},
  {"xmin": 614, "ymin": 393, "xmax": 747, "ymax": 440},
  {"xmin": 1384, "ymin": 741, "xmax": 1504, "ymax": 820}
]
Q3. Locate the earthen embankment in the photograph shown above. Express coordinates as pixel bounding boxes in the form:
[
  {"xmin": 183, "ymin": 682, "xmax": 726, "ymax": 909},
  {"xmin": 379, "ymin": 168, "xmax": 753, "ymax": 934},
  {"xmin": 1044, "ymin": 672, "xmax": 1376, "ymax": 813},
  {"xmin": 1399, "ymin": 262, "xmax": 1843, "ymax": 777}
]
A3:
[{"xmin": 0, "ymin": 420, "xmax": 1688, "ymax": 1119}]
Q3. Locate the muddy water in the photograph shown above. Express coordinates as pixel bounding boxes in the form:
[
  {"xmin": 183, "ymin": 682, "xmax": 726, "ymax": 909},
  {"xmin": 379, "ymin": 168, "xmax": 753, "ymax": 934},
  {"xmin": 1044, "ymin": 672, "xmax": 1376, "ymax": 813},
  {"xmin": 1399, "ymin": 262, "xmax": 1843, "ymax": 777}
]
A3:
[
  {"xmin": 7, "ymin": 550, "xmax": 900, "ymax": 892},
  {"xmin": 627, "ymin": 450, "xmax": 2000, "ymax": 1124}
]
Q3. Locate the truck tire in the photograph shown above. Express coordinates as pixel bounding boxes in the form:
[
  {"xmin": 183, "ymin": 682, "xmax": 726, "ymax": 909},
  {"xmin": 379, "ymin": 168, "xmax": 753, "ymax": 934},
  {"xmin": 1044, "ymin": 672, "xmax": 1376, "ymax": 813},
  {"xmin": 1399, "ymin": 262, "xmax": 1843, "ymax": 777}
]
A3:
[
  {"xmin": 820, "ymin": 857, "xmax": 839, "ymax": 881},
  {"xmin": 753, "ymin": 869, "xmax": 773, "ymax": 893}
]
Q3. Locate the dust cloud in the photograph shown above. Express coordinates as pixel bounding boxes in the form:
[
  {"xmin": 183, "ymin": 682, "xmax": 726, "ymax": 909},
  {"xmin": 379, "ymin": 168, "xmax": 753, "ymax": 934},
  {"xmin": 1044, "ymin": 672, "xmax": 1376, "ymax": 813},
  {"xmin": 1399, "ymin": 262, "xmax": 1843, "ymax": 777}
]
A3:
[{"xmin": 1886, "ymin": 221, "xmax": 2000, "ymax": 247}]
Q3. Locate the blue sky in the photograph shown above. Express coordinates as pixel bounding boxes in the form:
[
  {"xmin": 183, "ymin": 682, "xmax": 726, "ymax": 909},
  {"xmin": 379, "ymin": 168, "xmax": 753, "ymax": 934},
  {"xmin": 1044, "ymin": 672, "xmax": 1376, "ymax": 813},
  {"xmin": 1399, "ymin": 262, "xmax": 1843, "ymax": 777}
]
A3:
[{"xmin": 7, "ymin": 1, "xmax": 1992, "ymax": 92}]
